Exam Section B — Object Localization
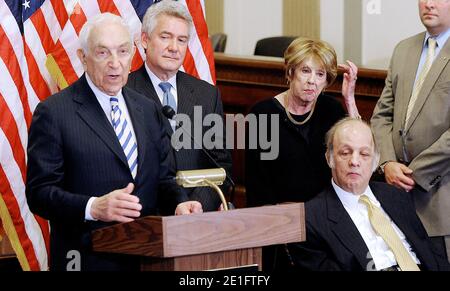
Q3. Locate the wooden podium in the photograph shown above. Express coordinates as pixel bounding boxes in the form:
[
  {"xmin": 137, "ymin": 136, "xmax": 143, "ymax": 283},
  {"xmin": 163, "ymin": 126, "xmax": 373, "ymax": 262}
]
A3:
[{"xmin": 91, "ymin": 203, "xmax": 305, "ymax": 271}]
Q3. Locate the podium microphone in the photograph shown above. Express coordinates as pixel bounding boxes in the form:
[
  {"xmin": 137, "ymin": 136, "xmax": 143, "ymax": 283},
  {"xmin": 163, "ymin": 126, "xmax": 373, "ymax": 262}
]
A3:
[{"xmin": 161, "ymin": 105, "xmax": 236, "ymax": 208}]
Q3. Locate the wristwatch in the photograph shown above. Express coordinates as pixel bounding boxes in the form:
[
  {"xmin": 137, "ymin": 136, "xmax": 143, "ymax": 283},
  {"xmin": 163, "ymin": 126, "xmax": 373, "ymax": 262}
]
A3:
[{"xmin": 377, "ymin": 161, "xmax": 390, "ymax": 175}]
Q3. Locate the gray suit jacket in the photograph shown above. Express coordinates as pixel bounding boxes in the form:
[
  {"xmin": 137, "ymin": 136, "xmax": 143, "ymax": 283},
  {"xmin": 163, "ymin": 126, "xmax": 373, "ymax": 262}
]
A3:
[
  {"xmin": 371, "ymin": 32, "xmax": 450, "ymax": 236},
  {"xmin": 127, "ymin": 66, "xmax": 232, "ymax": 211}
]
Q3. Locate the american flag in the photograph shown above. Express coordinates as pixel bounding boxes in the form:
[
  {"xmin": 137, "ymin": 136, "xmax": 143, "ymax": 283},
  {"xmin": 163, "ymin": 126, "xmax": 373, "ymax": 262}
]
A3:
[{"xmin": 0, "ymin": 0, "xmax": 215, "ymax": 271}]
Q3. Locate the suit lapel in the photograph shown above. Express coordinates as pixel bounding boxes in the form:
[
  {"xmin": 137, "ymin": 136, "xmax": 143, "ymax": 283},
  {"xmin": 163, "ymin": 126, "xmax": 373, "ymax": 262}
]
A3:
[
  {"xmin": 400, "ymin": 33, "xmax": 425, "ymax": 128},
  {"xmin": 405, "ymin": 37, "xmax": 450, "ymax": 133},
  {"xmin": 326, "ymin": 188, "xmax": 371, "ymax": 269},
  {"xmin": 74, "ymin": 75, "xmax": 129, "ymax": 169},
  {"xmin": 133, "ymin": 65, "xmax": 173, "ymax": 137},
  {"xmin": 134, "ymin": 66, "xmax": 162, "ymax": 107},
  {"xmin": 176, "ymin": 72, "xmax": 196, "ymax": 119},
  {"xmin": 370, "ymin": 183, "xmax": 439, "ymax": 270},
  {"xmin": 123, "ymin": 88, "xmax": 146, "ymax": 179},
  {"xmin": 371, "ymin": 183, "xmax": 408, "ymax": 229}
]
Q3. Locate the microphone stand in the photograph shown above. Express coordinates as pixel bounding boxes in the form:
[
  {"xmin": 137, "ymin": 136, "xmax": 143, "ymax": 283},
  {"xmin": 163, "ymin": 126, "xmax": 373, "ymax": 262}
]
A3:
[{"xmin": 162, "ymin": 105, "xmax": 235, "ymax": 209}]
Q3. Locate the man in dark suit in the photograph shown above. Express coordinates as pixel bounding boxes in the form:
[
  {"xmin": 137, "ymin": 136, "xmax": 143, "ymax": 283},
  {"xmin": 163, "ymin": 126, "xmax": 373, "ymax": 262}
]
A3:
[
  {"xmin": 288, "ymin": 118, "xmax": 448, "ymax": 271},
  {"xmin": 127, "ymin": 0, "xmax": 232, "ymax": 211},
  {"xmin": 26, "ymin": 13, "xmax": 202, "ymax": 271}
]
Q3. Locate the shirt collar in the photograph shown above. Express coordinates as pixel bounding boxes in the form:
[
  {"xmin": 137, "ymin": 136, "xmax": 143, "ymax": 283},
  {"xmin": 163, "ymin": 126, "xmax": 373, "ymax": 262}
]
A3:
[
  {"xmin": 424, "ymin": 28, "xmax": 450, "ymax": 49},
  {"xmin": 144, "ymin": 62, "xmax": 177, "ymax": 92},
  {"xmin": 331, "ymin": 179, "xmax": 380, "ymax": 210},
  {"xmin": 85, "ymin": 73, "xmax": 122, "ymax": 101}
]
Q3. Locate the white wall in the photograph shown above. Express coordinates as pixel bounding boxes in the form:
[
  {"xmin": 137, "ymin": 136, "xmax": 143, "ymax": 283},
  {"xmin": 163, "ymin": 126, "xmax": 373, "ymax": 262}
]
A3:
[
  {"xmin": 221, "ymin": 0, "xmax": 424, "ymax": 69},
  {"xmin": 362, "ymin": 0, "xmax": 424, "ymax": 69},
  {"xmin": 223, "ymin": 0, "xmax": 282, "ymax": 56},
  {"xmin": 320, "ymin": 0, "xmax": 344, "ymax": 63}
]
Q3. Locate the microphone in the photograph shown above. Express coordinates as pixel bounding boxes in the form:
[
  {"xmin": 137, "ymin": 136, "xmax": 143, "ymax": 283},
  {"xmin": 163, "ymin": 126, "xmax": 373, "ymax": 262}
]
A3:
[
  {"xmin": 161, "ymin": 105, "xmax": 236, "ymax": 209},
  {"xmin": 162, "ymin": 105, "xmax": 176, "ymax": 119}
]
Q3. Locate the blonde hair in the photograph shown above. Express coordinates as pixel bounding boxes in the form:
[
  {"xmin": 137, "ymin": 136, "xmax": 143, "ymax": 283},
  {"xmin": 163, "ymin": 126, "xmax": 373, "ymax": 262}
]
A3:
[{"xmin": 284, "ymin": 37, "xmax": 337, "ymax": 87}]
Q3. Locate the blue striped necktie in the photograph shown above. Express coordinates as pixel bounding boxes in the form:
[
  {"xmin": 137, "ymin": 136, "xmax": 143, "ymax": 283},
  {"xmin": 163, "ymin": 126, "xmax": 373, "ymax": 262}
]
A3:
[
  {"xmin": 158, "ymin": 82, "xmax": 177, "ymax": 112},
  {"xmin": 110, "ymin": 97, "xmax": 138, "ymax": 178}
]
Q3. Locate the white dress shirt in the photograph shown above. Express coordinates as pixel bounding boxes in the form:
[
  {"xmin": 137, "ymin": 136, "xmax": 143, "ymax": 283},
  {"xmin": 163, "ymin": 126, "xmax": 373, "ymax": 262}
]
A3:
[
  {"xmin": 144, "ymin": 63, "xmax": 178, "ymax": 106},
  {"xmin": 415, "ymin": 28, "xmax": 450, "ymax": 84},
  {"xmin": 145, "ymin": 63, "xmax": 178, "ymax": 129},
  {"xmin": 332, "ymin": 179, "xmax": 420, "ymax": 270},
  {"xmin": 84, "ymin": 74, "xmax": 138, "ymax": 221}
]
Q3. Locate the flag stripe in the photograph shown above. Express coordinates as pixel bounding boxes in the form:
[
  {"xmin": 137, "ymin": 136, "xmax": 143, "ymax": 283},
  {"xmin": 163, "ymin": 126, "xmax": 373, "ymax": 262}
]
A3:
[
  {"xmin": 23, "ymin": 42, "xmax": 52, "ymax": 101},
  {"xmin": 40, "ymin": 0, "xmax": 62, "ymax": 44},
  {"xmin": 24, "ymin": 21, "xmax": 58, "ymax": 94},
  {"xmin": 30, "ymin": 9, "xmax": 54, "ymax": 53},
  {"xmin": 0, "ymin": 0, "xmax": 215, "ymax": 271},
  {"xmin": 0, "ymin": 93, "xmax": 27, "ymax": 182},
  {"xmin": 184, "ymin": 49, "xmax": 200, "ymax": 79},
  {"xmin": 98, "ymin": 0, "xmax": 120, "ymax": 15},
  {"xmin": 184, "ymin": 0, "xmax": 215, "ymax": 83},
  {"xmin": 112, "ymin": 0, "xmax": 145, "ymax": 61},
  {"xmin": 0, "ymin": 3, "xmax": 41, "ymax": 114},
  {"xmin": 79, "ymin": 0, "xmax": 101, "ymax": 20},
  {"xmin": 0, "ymin": 27, "xmax": 32, "ymax": 127},
  {"xmin": 49, "ymin": 0, "xmax": 69, "ymax": 29},
  {"xmin": 0, "ymin": 135, "xmax": 42, "ymax": 271},
  {"xmin": 0, "ymin": 193, "xmax": 32, "ymax": 271},
  {"xmin": 0, "ymin": 132, "xmax": 48, "ymax": 271},
  {"xmin": 0, "ymin": 58, "xmax": 29, "ymax": 152}
]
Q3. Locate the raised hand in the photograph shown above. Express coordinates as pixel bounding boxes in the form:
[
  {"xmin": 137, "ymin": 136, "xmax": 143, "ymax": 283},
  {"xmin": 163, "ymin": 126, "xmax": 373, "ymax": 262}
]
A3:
[{"xmin": 338, "ymin": 60, "xmax": 360, "ymax": 118}]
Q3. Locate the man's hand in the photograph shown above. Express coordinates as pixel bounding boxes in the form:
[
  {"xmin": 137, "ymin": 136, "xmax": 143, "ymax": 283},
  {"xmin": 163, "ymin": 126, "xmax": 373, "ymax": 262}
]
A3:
[
  {"xmin": 384, "ymin": 161, "xmax": 415, "ymax": 192},
  {"xmin": 175, "ymin": 201, "xmax": 203, "ymax": 215},
  {"xmin": 91, "ymin": 183, "xmax": 142, "ymax": 223}
]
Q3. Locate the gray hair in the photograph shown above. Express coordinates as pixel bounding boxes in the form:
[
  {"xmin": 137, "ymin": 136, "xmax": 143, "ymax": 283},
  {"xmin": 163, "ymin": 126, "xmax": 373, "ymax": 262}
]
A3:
[
  {"xmin": 142, "ymin": 0, "xmax": 193, "ymax": 37},
  {"xmin": 79, "ymin": 13, "xmax": 133, "ymax": 54},
  {"xmin": 325, "ymin": 117, "xmax": 380, "ymax": 172}
]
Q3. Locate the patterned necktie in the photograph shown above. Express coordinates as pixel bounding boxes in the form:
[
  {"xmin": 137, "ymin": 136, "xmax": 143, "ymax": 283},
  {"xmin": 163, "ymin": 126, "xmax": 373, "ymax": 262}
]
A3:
[
  {"xmin": 158, "ymin": 82, "xmax": 177, "ymax": 113},
  {"xmin": 359, "ymin": 195, "xmax": 420, "ymax": 271},
  {"xmin": 110, "ymin": 97, "xmax": 138, "ymax": 179},
  {"xmin": 405, "ymin": 37, "xmax": 437, "ymax": 127}
]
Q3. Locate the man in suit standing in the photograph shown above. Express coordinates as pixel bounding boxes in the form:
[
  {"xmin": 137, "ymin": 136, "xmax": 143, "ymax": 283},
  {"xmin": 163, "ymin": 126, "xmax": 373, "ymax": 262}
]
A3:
[
  {"xmin": 288, "ymin": 118, "xmax": 447, "ymax": 271},
  {"xmin": 26, "ymin": 13, "xmax": 202, "ymax": 271},
  {"xmin": 371, "ymin": 0, "xmax": 450, "ymax": 262},
  {"xmin": 127, "ymin": 0, "xmax": 232, "ymax": 212}
]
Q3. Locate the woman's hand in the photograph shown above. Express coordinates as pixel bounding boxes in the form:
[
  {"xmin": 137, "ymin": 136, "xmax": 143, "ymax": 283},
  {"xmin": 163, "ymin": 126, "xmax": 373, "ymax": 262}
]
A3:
[{"xmin": 338, "ymin": 60, "xmax": 360, "ymax": 118}]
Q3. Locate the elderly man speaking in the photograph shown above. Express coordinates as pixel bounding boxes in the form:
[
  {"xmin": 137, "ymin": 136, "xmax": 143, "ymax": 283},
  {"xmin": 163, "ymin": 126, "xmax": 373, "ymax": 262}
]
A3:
[{"xmin": 26, "ymin": 13, "xmax": 201, "ymax": 271}]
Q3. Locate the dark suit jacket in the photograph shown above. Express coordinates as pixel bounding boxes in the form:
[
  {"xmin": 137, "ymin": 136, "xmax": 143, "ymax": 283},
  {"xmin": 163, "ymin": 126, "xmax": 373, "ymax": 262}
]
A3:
[
  {"xmin": 26, "ymin": 75, "xmax": 188, "ymax": 271},
  {"xmin": 288, "ymin": 182, "xmax": 447, "ymax": 271},
  {"xmin": 127, "ymin": 66, "xmax": 232, "ymax": 211}
]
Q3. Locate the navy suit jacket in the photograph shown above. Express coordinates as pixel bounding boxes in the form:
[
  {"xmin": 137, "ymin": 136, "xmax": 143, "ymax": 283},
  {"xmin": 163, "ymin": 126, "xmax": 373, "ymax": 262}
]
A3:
[
  {"xmin": 127, "ymin": 66, "xmax": 232, "ymax": 211},
  {"xmin": 26, "ymin": 75, "xmax": 188, "ymax": 270},
  {"xmin": 288, "ymin": 182, "xmax": 447, "ymax": 271}
]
